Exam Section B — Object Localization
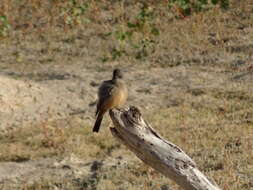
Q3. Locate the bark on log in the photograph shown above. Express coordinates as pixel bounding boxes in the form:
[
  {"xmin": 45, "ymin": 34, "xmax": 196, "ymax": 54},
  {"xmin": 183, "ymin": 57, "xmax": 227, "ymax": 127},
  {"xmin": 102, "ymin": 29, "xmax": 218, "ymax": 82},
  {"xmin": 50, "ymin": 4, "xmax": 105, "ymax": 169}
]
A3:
[{"xmin": 109, "ymin": 106, "xmax": 221, "ymax": 190}]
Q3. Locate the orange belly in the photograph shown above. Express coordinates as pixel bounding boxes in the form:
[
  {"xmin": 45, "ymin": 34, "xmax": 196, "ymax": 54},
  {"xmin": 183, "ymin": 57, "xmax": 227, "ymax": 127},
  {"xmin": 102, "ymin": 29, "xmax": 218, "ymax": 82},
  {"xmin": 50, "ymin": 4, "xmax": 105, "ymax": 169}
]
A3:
[{"xmin": 102, "ymin": 88, "xmax": 127, "ymax": 110}]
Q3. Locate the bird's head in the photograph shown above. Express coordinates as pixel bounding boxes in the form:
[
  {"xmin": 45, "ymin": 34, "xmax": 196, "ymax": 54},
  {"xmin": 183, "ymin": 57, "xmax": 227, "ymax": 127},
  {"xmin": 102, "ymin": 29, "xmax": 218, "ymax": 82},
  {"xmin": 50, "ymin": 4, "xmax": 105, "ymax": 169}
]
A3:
[{"xmin": 113, "ymin": 69, "xmax": 123, "ymax": 79}]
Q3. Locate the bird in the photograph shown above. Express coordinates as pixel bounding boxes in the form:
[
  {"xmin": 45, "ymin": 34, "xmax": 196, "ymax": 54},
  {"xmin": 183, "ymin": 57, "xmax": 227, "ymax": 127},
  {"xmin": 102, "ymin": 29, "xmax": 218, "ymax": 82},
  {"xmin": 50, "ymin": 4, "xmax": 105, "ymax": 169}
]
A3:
[{"xmin": 93, "ymin": 69, "xmax": 128, "ymax": 133}]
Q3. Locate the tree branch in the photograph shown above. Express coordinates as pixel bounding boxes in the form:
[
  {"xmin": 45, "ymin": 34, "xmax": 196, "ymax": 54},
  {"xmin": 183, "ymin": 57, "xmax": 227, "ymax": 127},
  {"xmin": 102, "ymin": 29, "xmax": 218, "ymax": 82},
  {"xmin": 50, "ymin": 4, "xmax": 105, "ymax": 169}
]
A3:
[{"xmin": 109, "ymin": 106, "xmax": 221, "ymax": 190}]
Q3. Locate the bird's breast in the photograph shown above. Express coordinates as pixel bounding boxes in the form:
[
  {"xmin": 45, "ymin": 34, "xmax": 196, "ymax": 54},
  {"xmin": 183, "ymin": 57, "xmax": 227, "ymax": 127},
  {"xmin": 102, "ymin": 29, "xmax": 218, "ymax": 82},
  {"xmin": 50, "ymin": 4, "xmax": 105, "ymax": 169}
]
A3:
[{"xmin": 112, "ymin": 83, "xmax": 127, "ymax": 108}]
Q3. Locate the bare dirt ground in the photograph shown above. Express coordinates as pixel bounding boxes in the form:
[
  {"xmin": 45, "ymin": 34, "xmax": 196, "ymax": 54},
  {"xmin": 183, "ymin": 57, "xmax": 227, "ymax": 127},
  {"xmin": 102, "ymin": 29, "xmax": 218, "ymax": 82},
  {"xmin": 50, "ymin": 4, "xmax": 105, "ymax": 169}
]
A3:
[
  {"xmin": 0, "ymin": 64, "xmax": 252, "ymax": 132},
  {"xmin": 0, "ymin": 1, "xmax": 253, "ymax": 189}
]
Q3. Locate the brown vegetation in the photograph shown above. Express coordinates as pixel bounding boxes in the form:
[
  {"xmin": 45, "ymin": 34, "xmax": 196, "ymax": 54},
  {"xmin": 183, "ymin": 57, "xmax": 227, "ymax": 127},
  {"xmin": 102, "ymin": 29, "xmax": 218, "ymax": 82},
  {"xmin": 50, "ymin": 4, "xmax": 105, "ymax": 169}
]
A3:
[{"xmin": 0, "ymin": 0, "xmax": 252, "ymax": 189}]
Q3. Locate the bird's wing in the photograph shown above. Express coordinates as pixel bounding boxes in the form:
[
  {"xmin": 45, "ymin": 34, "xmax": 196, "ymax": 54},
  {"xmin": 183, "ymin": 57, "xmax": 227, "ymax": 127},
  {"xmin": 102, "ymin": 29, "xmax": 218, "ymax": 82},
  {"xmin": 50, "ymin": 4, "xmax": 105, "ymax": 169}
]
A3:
[
  {"xmin": 95, "ymin": 80, "xmax": 115, "ymax": 116},
  {"xmin": 98, "ymin": 80, "xmax": 115, "ymax": 97}
]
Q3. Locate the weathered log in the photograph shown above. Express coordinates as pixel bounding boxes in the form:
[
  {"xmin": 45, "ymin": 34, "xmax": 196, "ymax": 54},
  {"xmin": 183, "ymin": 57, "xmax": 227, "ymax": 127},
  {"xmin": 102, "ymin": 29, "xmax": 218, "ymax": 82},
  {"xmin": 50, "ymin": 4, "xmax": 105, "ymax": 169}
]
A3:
[{"xmin": 109, "ymin": 106, "xmax": 221, "ymax": 190}]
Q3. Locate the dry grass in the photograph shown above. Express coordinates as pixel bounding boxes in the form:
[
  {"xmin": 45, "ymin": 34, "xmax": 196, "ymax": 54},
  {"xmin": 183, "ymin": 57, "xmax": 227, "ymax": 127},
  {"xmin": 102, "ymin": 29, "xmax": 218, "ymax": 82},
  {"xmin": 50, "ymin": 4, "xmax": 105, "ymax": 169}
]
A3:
[
  {"xmin": 0, "ymin": 116, "xmax": 118, "ymax": 162},
  {"xmin": 0, "ymin": 0, "xmax": 252, "ymax": 68},
  {"xmin": 0, "ymin": 0, "xmax": 253, "ymax": 189},
  {"xmin": 0, "ymin": 88, "xmax": 252, "ymax": 189}
]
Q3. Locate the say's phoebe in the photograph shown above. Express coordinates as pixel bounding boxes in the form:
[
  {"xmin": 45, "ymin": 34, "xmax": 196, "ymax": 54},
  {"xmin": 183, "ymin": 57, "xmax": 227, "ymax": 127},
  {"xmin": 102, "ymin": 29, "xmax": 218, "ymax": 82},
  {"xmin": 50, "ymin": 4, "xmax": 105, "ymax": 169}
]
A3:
[{"xmin": 93, "ymin": 69, "xmax": 128, "ymax": 133}]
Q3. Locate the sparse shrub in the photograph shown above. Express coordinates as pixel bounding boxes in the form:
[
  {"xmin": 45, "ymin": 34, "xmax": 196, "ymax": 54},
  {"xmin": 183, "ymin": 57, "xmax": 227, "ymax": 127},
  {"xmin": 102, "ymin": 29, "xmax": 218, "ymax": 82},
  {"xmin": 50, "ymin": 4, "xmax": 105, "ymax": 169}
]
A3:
[
  {"xmin": 105, "ymin": 3, "xmax": 160, "ymax": 61},
  {"xmin": 0, "ymin": 15, "xmax": 11, "ymax": 37},
  {"xmin": 60, "ymin": 0, "xmax": 89, "ymax": 27},
  {"xmin": 168, "ymin": 0, "xmax": 230, "ymax": 17}
]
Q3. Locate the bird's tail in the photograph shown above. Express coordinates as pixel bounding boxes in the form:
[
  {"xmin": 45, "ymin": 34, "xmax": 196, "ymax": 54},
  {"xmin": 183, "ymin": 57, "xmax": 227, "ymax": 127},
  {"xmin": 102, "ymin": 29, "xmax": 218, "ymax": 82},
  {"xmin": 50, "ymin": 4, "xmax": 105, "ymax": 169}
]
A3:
[{"xmin": 93, "ymin": 112, "xmax": 104, "ymax": 133}]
